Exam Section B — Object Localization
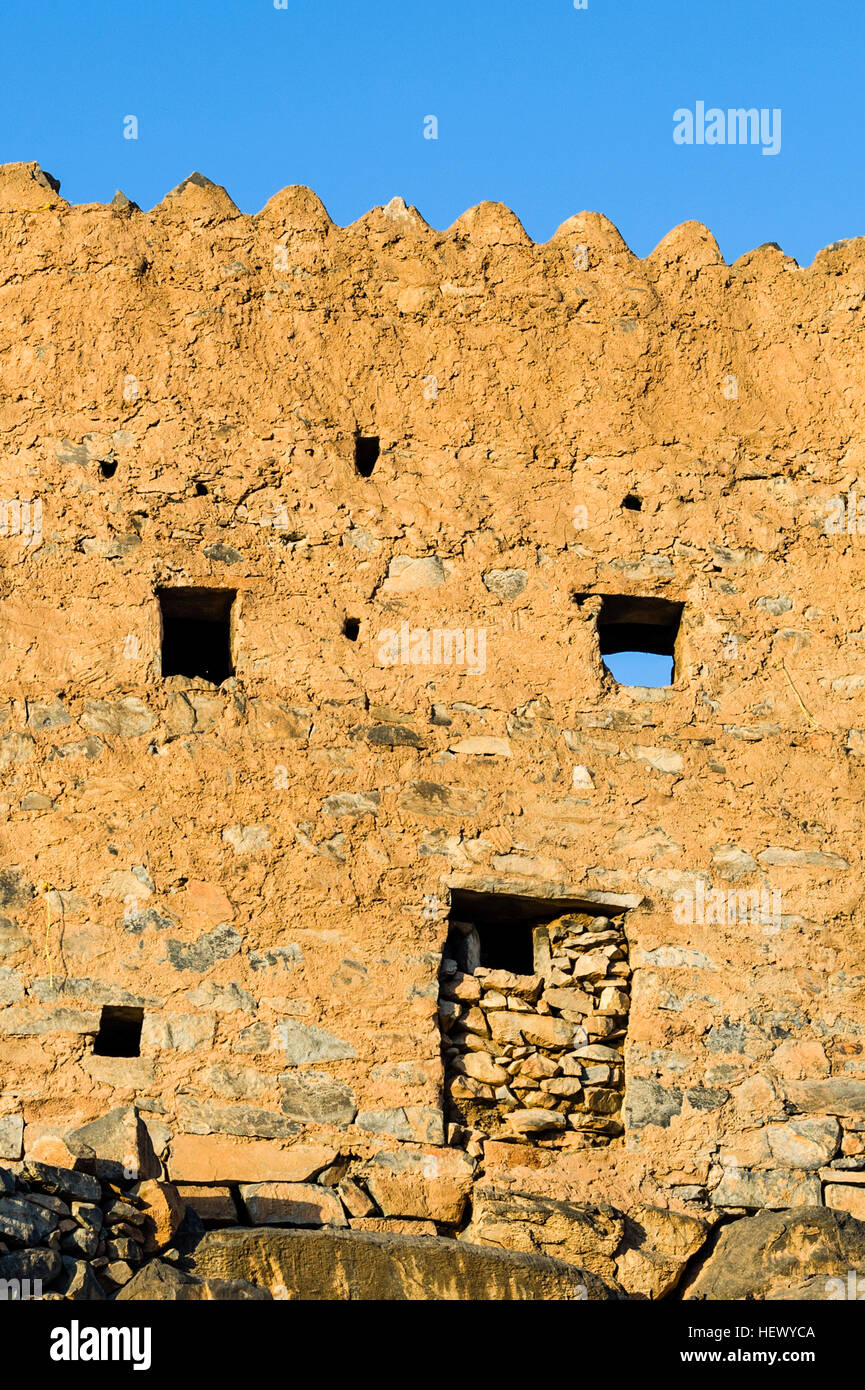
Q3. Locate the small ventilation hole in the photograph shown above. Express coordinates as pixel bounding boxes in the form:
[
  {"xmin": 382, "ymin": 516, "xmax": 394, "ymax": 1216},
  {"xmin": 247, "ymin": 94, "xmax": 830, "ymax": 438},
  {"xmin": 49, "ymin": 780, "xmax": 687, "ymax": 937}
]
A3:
[
  {"xmin": 622, "ymin": 494, "xmax": 642, "ymax": 511},
  {"xmin": 94, "ymin": 1006, "xmax": 144, "ymax": 1057},
  {"xmin": 343, "ymin": 618, "xmax": 360, "ymax": 641},
  {"xmin": 355, "ymin": 437, "xmax": 380, "ymax": 478},
  {"xmin": 100, "ymin": 460, "xmax": 118, "ymax": 479}
]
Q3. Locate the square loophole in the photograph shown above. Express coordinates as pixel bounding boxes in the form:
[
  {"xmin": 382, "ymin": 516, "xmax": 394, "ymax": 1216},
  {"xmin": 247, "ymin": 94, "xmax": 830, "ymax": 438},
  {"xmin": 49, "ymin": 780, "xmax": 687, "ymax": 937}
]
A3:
[
  {"xmin": 94, "ymin": 1006, "xmax": 144, "ymax": 1057},
  {"xmin": 582, "ymin": 593, "xmax": 684, "ymax": 688},
  {"xmin": 158, "ymin": 587, "xmax": 235, "ymax": 684}
]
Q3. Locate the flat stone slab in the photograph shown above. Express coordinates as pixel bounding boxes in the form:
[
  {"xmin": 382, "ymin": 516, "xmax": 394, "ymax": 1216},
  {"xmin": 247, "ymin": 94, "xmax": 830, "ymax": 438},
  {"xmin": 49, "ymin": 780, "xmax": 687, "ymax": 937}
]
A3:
[{"xmin": 188, "ymin": 1226, "xmax": 621, "ymax": 1300}]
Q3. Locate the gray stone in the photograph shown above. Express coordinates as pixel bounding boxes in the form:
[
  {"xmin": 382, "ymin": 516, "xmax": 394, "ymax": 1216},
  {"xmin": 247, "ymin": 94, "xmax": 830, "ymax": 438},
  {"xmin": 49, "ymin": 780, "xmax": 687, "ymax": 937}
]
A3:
[
  {"xmin": 54, "ymin": 1256, "xmax": 106, "ymax": 1300},
  {"xmin": 755, "ymin": 596, "xmax": 793, "ymax": 615},
  {"xmin": 65, "ymin": 1106, "xmax": 160, "ymax": 1183},
  {"xmin": 684, "ymin": 1207, "xmax": 865, "ymax": 1300},
  {"xmin": 757, "ymin": 847, "xmax": 849, "ymax": 869},
  {"xmin": 176, "ymin": 1098, "xmax": 301, "ymax": 1140},
  {"xmin": 624, "ymin": 1078, "xmax": 683, "ymax": 1130},
  {"xmin": 186, "ymin": 982, "xmax": 255, "ymax": 1012},
  {"xmin": 483, "ymin": 568, "xmax": 528, "ymax": 600},
  {"xmin": 0, "ymin": 1248, "xmax": 61, "ymax": 1286},
  {"xmin": 32, "ymin": 976, "xmax": 155, "ymax": 1008},
  {"xmin": 711, "ymin": 1169, "xmax": 822, "ymax": 1209},
  {"xmin": 116, "ymin": 1259, "xmax": 272, "ymax": 1301},
  {"xmin": 0, "ymin": 968, "xmax": 24, "ymax": 1006},
  {"xmin": 204, "ymin": 543, "xmax": 242, "ymax": 563},
  {"xmin": 25, "ymin": 699, "xmax": 70, "ymax": 730},
  {"xmin": 81, "ymin": 697, "xmax": 154, "ymax": 737},
  {"xmin": 222, "ymin": 824, "xmax": 271, "ymax": 854},
  {"xmin": 279, "ymin": 1072, "xmax": 358, "ymax": 1126},
  {"xmin": 0, "ymin": 1194, "xmax": 57, "ymax": 1245},
  {"xmin": 20, "ymin": 1161, "xmax": 101, "ymax": 1203},
  {"xmin": 0, "ymin": 733, "xmax": 34, "ymax": 769},
  {"xmin": 366, "ymin": 724, "xmax": 424, "ymax": 748},
  {"xmin": 189, "ymin": 1226, "xmax": 618, "ymax": 1300},
  {"xmin": 166, "ymin": 924, "xmax": 242, "ymax": 971},
  {"xmin": 275, "ymin": 1020, "xmax": 356, "ymax": 1065},
  {"xmin": 0, "ymin": 870, "xmax": 34, "ymax": 910},
  {"xmin": 0, "ymin": 1114, "xmax": 23, "ymax": 1159},
  {"xmin": 382, "ymin": 554, "xmax": 446, "ymax": 590},
  {"xmin": 354, "ymin": 1106, "xmax": 444, "ymax": 1145},
  {"xmin": 0, "ymin": 916, "xmax": 27, "ymax": 957},
  {"xmin": 786, "ymin": 1080, "xmax": 865, "ymax": 1116},
  {"xmin": 704, "ymin": 1020, "xmax": 747, "ymax": 1052},
  {"xmin": 685, "ymin": 1086, "xmax": 729, "ymax": 1112},
  {"xmin": 122, "ymin": 906, "xmax": 177, "ymax": 934},
  {"xmin": 140, "ymin": 1012, "xmax": 215, "ymax": 1052},
  {"xmin": 321, "ymin": 791, "xmax": 380, "ymax": 818},
  {"xmin": 248, "ymin": 943, "xmax": 302, "ymax": 972},
  {"xmin": 766, "ymin": 1117, "xmax": 841, "ymax": 1169},
  {"xmin": 398, "ymin": 781, "xmax": 487, "ymax": 817},
  {"xmin": 62, "ymin": 1224, "xmax": 100, "ymax": 1258},
  {"xmin": 201, "ymin": 1063, "xmax": 267, "ymax": 1100},
  {"xmin": 0, "ymin": 1006, "xmax": 100, "ymax": 1036},
  {"xmin": 49, "ymin": 735, "xmax": 104, "ymax": 760}
]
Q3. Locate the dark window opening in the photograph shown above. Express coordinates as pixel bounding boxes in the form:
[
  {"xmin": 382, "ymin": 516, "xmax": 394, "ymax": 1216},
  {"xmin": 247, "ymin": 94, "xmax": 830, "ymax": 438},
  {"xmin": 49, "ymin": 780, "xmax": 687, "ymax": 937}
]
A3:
[
  {"xmin": 445, "ymin": 889, "xmax": 568, "ymax": 976},
  {"xmin": 158, "ymin": 587, "xmax": 235, "ymax": 684},
  {"xmin": 355, "ymin": 436, "xmax": 380, "ymax": 478},
  {"xmin": 343, "ymin": 617, "xmax": 360, "ymax": 641},
  {"xmin": 622, "ymin": 493, "xmax": 642, "ymax": 511},
  {"xmin": 94, "ymin": 1006, "xmax": 143, "ymax": 1057},
  {"xmin": 194, "ymin": 481, "xmax": 209, "ymax": 496},
  {"xmin": 99, "ymin": 460, "xmax": 118, "ymax": 479},
  {"xmin": 579, "ymin": 593, "xmax": 683, "ymax": 688}
]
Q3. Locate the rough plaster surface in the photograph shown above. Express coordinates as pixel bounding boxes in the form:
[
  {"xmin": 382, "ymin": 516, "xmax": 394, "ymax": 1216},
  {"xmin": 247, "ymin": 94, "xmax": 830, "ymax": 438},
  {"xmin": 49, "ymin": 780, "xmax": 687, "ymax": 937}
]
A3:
[{"xmin": 0, "ymin": 160, "xmax": 863, "ymax": 1221}]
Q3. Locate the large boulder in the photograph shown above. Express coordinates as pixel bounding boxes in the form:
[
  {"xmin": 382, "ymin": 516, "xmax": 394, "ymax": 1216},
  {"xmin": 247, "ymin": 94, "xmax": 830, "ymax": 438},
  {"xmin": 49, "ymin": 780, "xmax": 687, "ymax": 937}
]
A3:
[
  {"xmin": 684, "ymin": 1206, "xmax": 865, "ymax": 1300},
  {"xmin": 188, "ymin": 1227, "xmax": 620, "ymax": 1300},
  {"xmin": 460, "ymin": 1188, "xmax": 624, "ymax": 1279},
  {"xmin": 461, "ymin": 1187, "xmax": 712, "ymax": 1297},
  {"xmin": 117, "ymin": 1260, "xmax": 271, "ymax": 1301},
  {"xmin": 65, "ymin": 1107, "xmax": 159, "ymax": 1184}
]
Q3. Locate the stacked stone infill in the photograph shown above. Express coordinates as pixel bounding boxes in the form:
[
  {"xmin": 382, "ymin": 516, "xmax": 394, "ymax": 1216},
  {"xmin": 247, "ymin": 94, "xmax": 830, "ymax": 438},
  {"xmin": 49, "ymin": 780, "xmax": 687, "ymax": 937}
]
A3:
[
  {"xmin": 0, "ymin": 1162, "xmax": 186, "ymax": 1299},
  {"xmin": 440, "ymin": 912, "xmax": 629, "ymax": 1148}
]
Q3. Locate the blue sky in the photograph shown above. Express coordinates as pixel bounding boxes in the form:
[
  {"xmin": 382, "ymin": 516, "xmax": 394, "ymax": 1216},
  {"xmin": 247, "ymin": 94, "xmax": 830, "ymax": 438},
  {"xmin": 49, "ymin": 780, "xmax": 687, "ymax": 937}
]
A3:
[{"xmin": 0, "ymin": 0, "xmax": 861, "ymax": 263}]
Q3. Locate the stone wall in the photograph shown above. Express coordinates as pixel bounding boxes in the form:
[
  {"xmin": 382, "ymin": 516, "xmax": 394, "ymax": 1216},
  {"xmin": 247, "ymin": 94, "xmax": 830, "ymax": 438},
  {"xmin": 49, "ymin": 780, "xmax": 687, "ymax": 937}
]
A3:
[
  {"xmin": 441, "ymin": 911, "xmax": 628, "ymax": 1145},
  {"xmin": 0, "ymin": 160, "xmax": 864, "ymax": 1239}
]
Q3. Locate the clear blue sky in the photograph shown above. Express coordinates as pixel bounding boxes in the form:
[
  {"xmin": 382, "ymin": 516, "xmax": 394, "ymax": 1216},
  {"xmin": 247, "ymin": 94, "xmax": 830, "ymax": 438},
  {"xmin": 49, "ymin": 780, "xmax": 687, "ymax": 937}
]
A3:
[{"xmin": 0, "ymin": 0, "xmax": 861, "ymax": 263}]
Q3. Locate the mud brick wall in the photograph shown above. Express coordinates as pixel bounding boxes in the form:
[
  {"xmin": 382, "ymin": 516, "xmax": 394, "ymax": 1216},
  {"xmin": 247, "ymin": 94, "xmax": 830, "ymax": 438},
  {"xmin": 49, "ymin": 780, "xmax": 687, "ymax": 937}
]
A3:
[{"xmin": 0, "ymin": 159, "xmax": 864, "ymax": 1224}]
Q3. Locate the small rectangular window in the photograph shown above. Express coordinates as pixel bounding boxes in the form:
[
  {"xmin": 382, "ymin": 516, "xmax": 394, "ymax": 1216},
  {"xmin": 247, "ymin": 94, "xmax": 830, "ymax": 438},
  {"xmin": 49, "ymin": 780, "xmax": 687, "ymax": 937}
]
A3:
[
  {"xmin": 158, "ymin": 587, "xmax": 235, "ymax": 684},
  {"xmin": 578, "ymin": 593, "xmax": 683, "ymax": 688},
  {"xmin": 354, "ymin": 437, "xmax": 380, "ymax": 478},
  {"xmin": 94, "ymin": 1006, "xmax": 144, "ymax": 1057}
]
